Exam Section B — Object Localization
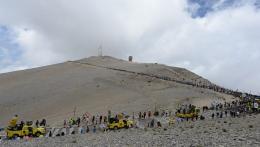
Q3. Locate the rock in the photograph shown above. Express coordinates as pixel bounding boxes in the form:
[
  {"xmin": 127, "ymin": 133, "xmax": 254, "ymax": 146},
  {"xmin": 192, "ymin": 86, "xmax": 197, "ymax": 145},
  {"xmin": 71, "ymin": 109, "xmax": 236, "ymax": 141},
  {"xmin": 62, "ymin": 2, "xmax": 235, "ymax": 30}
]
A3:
[{"xmin": 222, "ymin": 129, "xmax": 227, "ymax": 132}]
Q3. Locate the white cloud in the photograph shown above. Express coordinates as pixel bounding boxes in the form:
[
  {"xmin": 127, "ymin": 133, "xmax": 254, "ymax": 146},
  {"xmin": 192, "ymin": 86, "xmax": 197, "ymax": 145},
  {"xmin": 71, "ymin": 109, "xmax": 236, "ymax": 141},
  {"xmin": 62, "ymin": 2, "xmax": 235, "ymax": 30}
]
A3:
[
  {"xmin": 0, "ymin": 0, "xmax": 259, "ymax": 94},
  {"xmin": 14, "ymin": 28, "xmax": 65, "ymax": 66}
]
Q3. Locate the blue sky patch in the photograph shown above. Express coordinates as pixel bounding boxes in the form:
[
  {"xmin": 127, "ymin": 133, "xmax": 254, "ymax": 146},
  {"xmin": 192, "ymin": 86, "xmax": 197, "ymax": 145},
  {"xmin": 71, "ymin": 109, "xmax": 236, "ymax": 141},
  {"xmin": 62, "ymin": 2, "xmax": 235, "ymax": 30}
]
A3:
[
  {"xmin": 0, "ymin": 25, "xmax": 23, "ymax": 68},
  {"xmin": 187, "ymin": 0, "xmax": 259, "ymax": 18}
]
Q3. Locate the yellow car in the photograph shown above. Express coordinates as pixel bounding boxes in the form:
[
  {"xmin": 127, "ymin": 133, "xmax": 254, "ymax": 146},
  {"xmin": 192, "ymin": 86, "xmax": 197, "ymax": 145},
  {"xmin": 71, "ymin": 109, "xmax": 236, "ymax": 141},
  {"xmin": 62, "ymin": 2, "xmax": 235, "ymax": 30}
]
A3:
[
  {"xmin": 108, "ymin": 119, "xmax": 133, "ymax": 130},
  {"xmin": 176, "ymin": 112, "xmax": 198, "ymax": 118},
  {"xmin": 6, "ymin": 125, "xmax": 46, "ymax": 139}
]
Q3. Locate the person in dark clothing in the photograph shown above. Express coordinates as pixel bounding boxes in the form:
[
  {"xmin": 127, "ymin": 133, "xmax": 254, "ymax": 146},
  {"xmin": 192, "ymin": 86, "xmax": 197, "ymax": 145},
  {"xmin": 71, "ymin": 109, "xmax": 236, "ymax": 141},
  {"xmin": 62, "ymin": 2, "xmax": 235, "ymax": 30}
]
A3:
[
  {"xmin": 157, "ymin": 121, "xmax": 162, "ymax": 127},
  {"xmin": 220, "ymin": 112, "xmax": 223, "ymax": 118},
  {"xmin": 61, "ymin": 132, "xmax": 65, "ymax": 136},
  {"xmin": 18, "ymin": 121, "xmax": 24, "ymax": 130},
  {"xmin": 231, "ymin": 111, "xmax": 236, "ymax": 118},
  {"xmin": 92, "ymin": 116, "xmax": 95, "ymax": 125},
  {"xmin": 86, "ymin": 126, "xmax": 90, "ymax": 133},
  {"xmin": 195, "ymin": 115, "xmax": 199, "ymax": 120},
  {"xmin": 211, "ymin": 113, "xmax": 215, "ymax": 119},
  {"xmin": 148, "ymin": 111, "xmax": 151, "ymax": 118},
  {"xmin": 104, "ymin": 116, "xmax": 107, "ymax": 123},
  {"xmin": 225, "ymin": 111, "xmax": 228, "ymax": 117},
  {"xmin": 183, "ymin": 109, "xmax": 186, "ymax": 114},
  {"xmin": 35, "ymin": 120, "xmax": 39, "ymax": 127},
  {"xmin": 76, "ymin": 117, "xmax": 81, "ymax": 127},
  {"xmin": 203, "ymin": 106, "xmax": 208, "ymax": 112},
  {"xmin": 150, "ymin": 119, "xmax": 155, "ymax": 128},
  {"xmin": 143, "ymin": 112, "xmax": 146, "ymax": 119},
  {"xmin": 40, "ymin": 119, "xmax": 46, "ymax": 126},
  {"xmin": 49, "ymin": 131, "xmax": 52, "ymax": 137},
  {"xmin": 99, "ymin": 115, "xmax": 103, "ymax": 124}
]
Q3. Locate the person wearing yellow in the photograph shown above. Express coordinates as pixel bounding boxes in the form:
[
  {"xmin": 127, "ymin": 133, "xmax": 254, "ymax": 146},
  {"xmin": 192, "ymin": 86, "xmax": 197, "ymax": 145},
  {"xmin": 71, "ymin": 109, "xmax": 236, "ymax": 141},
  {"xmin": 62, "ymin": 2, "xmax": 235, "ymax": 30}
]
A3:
[
  {"xmin": 168, "ymin": 116, "xmax": 175, "ymax": 126},
  {"xmin": 8, "ymin": 115, "xmax": 18, "ymax": 128}
]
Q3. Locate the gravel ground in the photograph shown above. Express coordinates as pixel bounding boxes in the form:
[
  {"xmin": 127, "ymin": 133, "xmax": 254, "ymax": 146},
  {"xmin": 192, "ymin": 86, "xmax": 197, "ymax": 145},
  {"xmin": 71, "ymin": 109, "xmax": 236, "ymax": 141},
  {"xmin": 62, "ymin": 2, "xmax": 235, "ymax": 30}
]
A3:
[{"xmin": 1, "ymin": 113, "xmax": 259, "ymax": 147}]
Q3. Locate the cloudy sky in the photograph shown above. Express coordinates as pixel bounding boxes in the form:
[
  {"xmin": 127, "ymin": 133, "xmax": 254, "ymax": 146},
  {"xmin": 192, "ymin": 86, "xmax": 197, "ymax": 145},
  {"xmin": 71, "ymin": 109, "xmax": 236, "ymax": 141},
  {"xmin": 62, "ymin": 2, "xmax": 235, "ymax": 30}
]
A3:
[{"xmin": 0, "ymin": 0, "xmax": 259, "ymax": 94}]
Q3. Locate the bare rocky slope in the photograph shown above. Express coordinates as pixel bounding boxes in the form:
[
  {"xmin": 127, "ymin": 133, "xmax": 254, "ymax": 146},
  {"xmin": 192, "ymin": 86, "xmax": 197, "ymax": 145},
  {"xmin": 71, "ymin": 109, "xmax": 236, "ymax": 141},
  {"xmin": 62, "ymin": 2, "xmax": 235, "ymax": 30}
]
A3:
[{"xmin": 0, "ymin": 56, "xmax": 235, "ymax": 126}]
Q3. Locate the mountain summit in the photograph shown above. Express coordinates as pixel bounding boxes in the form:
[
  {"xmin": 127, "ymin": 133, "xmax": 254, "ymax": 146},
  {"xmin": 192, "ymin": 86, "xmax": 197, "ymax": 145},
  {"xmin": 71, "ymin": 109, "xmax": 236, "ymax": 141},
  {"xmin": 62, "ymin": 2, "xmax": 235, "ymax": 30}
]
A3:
[{"xmin": 0, "ymin": 56, "xmax": 234, "ymax": 126}]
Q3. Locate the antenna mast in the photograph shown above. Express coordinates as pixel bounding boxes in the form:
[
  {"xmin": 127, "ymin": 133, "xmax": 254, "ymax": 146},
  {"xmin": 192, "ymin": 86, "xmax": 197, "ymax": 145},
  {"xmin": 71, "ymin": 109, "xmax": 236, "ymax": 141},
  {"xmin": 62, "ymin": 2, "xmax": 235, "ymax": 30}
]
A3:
[{"xmin": 98, "ymin": 45, "xmax": 103, "ymax": 56}]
